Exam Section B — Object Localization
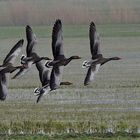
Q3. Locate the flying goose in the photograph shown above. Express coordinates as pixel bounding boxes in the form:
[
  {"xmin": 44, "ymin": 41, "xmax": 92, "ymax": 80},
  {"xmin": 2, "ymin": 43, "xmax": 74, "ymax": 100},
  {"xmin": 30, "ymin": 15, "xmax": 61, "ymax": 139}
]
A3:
[
  {"xmin": 83, "ymin": 22, "xmax": 121, "ymax": 86},
  {"xmin": 47, "ymin": 19, "xmax": 81, "ymax": 90},
  {"xmin": 33, "ymin": 60, "xmax": 50, "ymax": 103},
  {"xmin": 12, "ymin": 25, "xmax": 51, "ymax": 79},
  {"xmin": 0, "ymin": 39, "xmax": 24, "ymax": 100},
  {"xmin": 34, "ymin": 57, "xmax": 73, "ymax": 103}
]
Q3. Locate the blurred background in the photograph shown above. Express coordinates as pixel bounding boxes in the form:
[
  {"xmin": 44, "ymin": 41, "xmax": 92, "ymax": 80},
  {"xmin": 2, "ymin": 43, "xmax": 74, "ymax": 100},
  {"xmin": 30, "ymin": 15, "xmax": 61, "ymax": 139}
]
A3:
[{"xmin": 0, "ymin": 0, "xmax": 140, "ymax": 26}]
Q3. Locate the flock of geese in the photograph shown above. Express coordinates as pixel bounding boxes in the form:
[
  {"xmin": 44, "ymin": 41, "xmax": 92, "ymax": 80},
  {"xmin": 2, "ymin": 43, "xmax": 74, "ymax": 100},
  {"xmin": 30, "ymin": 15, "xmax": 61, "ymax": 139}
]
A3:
[{"xmin": 0, "ymin": 19, "xmax": 121, "ymax": 103}]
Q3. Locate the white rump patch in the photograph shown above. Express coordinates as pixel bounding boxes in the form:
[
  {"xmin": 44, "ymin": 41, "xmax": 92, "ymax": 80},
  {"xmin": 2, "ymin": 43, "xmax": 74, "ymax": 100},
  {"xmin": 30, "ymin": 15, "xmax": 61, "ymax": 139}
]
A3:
[
  {"xmin": 82, "ymin": 59, "xmax": 98, "ymax": 69},
  {"xmin": 89, "ymin": 70, "xmax": 95, "ymax": 81},
  {"xmin": 95, "ymin": 64, "xmax": 100, "ymax": 73},
  {"xmin": 43, "ymin": 87, "xmax": 50, "ymax": 95},
  {"xmin": 34, "ymin": 88, "xmax": 40, "ymax": 95},
  {"xmin": 89, "ymin": 64, "xmax": 100, "ymax": 82},
  {"xmin": 82, "ymin": 60, "xmax": 91, "ymax": 68}
]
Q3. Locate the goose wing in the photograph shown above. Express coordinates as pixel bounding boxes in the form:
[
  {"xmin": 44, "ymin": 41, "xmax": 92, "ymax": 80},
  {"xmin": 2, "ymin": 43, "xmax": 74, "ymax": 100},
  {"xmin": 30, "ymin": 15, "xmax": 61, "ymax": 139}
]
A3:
[
  {"xmin": 3, "ymin": 39, "xmax": 24, "ymax": 65},
  {"xmin": 36, "ymin": 93, "xmax": 43, "ymax": 103},
  {"xmin": 11, "ymin": 67, "xmax": 28, "ymax": 79},
  {"xmin": 84, "ymin": 64, "xmax": 100, "ymax": 86},
  {"xmin": 89, "ymin": 22, "xmax": 101, "ymax": 59},
  {"xmin": 0, "ymin": 73, "xmax": 8, "ymax": 100},
  {"xmin": 52, "ymin": 19, "xmax": 65, "ymax": 60},
  {"xmin": 26, "ymin": 25, "xmax": 37, "ymax": 57},
  {"xmin": 35, "ymin": 61, "xmax": 50, "ymax": 86},
  {"xmin": 50, "ymin": 66, "xmax": 63, "ymax": 90}
]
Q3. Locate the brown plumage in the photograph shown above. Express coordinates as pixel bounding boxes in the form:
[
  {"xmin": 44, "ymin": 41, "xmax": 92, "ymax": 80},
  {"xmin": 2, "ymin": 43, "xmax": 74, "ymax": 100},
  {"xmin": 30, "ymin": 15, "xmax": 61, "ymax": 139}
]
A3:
[
  {"xmin": 0, "ymin": 39, "xmax": 24, "ymax": 74},
  {"xmin": 83, "ymin": 22, "xmax": 121, "ymax": 86},
  {"xmin": 12, "ymin": 25, "xmax": 51, "ymax": 79},
  {"xmin": 0, "ymin": 39, "xmax": 24, "ymax": 100},
  {"xmin": 48, "ymin": 19, "xmax": 81, "ymax": 90}
]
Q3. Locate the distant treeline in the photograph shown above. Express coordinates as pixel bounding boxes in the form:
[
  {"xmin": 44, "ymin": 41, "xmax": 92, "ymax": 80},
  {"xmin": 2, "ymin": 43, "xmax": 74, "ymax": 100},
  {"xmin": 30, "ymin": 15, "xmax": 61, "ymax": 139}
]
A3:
[{"xmin": 0, "ymin": 0, "xmax": 140, "ymax": 25}]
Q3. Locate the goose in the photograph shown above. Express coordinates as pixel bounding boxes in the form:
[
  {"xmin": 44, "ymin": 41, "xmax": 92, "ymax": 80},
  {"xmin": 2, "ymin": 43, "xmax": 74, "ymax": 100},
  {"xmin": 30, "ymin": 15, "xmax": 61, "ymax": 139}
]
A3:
[
  {"xmin": 34, "ymin": 58, "xmax": 73, "ymax": 103},
  {"xmin": 47, "ymin": 19, "xmax": 81, "ymax": 90},
  {"xmin": 0, "ymin": 39, "xmax": 24, "ymax": 100},
  {"xmin": 82, "ymin": 22, "xmax": 121, "ymax": 86},
  {"xmin": 34, "ymin": 60, "xmax": 50, "ymax": 103},
  {"xmin": 12, "ymin": 25, "xmax": 51, "ymax": 79}
]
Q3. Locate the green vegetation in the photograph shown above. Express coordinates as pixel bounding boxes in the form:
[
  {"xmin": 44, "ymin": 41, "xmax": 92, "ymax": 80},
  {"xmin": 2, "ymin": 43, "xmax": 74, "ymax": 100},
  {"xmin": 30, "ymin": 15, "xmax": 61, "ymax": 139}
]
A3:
[
  {"xmin": 0, "ymin": 24, "xmax": 140, "ymax": 139},
  {"xmin": 1, "ymin": 134, "xmax": 140, "ymax": 140},
  {"xmin": 0, "ymin": 24, "xmax": 140, "ymax": 39}
]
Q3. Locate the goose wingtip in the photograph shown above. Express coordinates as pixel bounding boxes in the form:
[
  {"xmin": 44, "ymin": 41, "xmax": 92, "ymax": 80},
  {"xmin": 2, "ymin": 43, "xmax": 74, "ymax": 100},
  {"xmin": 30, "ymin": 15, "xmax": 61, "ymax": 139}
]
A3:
[
  {"xmin": 55, "ymin": 19, "xmax": 62, "ymax": 25},
  {"xmin": 90, "ymin": 21, "xmax": 96, "ymax": 27},
  {"xmin": 26, "ymin": 25, "xmax": 31, "ymax": 29},
  {"xmin": 26, "ymin": 25, "xmax": 32, "ymax": 32},
  {"xmin": 20, "ymin": 39, "xmax": 24, "ymax": 44}
]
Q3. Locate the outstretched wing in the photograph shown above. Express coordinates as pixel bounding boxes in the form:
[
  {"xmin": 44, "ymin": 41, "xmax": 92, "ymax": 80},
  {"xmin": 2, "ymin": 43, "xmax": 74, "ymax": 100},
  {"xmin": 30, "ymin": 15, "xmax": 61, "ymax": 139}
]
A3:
[
  {"xmin": 50, "ymin": 66, "xmax": 63, "ymax": 90},
  {"xmin": 84, "ymin": 64, "xmax": 100, "ymax": 86},
  {"xmin": 3, "ymin": 39, "xmax": 24, "ymax": 65},
  {"xmin": 0, "ymin": 73, "xmax": 8, "ymax": 100},
  {"xmin": 36, "ymin": 85, "xmax": 50, "ymax": 103},
  {"xmin": 35, "ymin": 61, "xmax": 50, "ymax": 86},
  {"xmin": 89, "ymin": 22, "xmax": 101, "ymax": 59},
  {"xmin": 11, "ymin": 67, "xmax": 28, "ymax": 79},
  {"xmin": 36, "ymin": 93, "xmax": 43, "ymax": 103},
  {"xmin": 26, "ymin": 25, "xmax": 37, "ymax": 57},
  {"xmin": 52, "ymin": 19, "xmax": 65, "ymax": 60}
]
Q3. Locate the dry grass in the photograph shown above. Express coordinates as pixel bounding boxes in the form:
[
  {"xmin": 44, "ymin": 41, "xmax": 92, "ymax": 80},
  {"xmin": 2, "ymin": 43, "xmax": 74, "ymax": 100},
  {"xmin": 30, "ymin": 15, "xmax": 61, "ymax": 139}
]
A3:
[{"xmin": 0, "ymin": 0, "xmax": 140, "ymax": 25}]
